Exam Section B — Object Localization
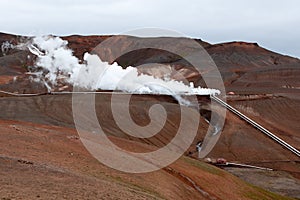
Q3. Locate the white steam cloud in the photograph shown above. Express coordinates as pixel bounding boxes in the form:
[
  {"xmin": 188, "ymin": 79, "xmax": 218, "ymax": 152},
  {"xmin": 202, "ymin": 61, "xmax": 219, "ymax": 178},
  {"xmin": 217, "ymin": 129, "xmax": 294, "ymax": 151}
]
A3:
[{"xmin": 27, "ymin": 36, "xmax": 220, "ymax": 100}]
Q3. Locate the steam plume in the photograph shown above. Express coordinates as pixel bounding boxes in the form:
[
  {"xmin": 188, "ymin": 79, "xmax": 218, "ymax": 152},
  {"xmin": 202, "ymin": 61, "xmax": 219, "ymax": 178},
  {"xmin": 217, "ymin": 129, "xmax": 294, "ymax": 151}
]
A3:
[{"xmin": 27, "ymin": 36, "xmax": 220, "ymax": 100}]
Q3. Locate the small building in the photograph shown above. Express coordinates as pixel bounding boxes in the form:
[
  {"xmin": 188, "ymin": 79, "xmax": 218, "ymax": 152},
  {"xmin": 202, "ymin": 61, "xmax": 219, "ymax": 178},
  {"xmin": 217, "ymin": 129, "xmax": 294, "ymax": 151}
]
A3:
[{"xmin": 216, "ymin": 158, "xmax": 227, "ymax": 164}]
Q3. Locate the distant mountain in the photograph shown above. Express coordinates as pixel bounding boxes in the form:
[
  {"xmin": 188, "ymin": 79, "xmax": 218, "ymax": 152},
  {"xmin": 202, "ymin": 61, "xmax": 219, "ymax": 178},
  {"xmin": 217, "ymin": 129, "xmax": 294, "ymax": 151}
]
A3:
[{"xmin": 1, "ymin": 32, "xmax": 299, "ymax": 94}]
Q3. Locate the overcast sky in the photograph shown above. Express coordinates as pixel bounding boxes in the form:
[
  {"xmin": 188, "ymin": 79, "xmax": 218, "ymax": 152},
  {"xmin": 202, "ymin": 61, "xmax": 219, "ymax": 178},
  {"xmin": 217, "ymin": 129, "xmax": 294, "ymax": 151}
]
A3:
[{"xmin": 0, "ymin": 0, "xmax": 299, "ymax": 58}]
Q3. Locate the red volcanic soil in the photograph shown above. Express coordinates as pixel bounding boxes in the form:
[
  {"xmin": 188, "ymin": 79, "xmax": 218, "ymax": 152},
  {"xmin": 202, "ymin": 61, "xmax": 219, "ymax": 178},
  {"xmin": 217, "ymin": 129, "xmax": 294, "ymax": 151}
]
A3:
[
  {"xmin": 206, "ymin": 42, "xmax": 300, "ymax": 93},
  {"xmin": 0, "ymin": 32, "xmax": 299, "ymax": 199},
  {"xmin": 0, "ymin": 119, "xmax": 293, "ymax": 200}
]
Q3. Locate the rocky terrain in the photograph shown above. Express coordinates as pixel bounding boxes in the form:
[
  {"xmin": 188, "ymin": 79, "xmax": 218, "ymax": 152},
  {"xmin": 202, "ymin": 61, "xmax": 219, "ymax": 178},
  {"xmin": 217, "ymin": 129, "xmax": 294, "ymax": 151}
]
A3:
[{"xmin": 0, "ymin": 32, "xmax": 299, "ymax": 199}]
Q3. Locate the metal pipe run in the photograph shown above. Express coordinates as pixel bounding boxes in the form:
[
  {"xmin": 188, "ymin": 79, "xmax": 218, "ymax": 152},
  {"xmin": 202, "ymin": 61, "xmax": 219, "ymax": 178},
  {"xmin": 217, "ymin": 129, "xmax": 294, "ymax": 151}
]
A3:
[{"xmin": 211, "ymin": 95, "xmax": 300, "ymax": 157}]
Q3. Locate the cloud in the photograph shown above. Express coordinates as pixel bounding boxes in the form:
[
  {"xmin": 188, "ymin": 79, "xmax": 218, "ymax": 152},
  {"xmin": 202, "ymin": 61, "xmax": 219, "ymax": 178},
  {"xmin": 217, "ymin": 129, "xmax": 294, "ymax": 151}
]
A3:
[{"xmin": 0, "ymin": 0, "xmax": 299, "ymax": 58}]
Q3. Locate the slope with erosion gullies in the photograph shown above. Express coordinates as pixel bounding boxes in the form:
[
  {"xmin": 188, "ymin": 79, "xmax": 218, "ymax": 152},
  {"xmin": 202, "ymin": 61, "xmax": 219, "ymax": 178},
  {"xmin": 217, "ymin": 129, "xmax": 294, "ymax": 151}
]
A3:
[
  {"xmin": 64, "ymin": 34, "xmax": 300, "ymax": 171},
  {"xmin": 0, "ymin": 32, "xmax": 299, "ymax": 157},
  {"xmin": 0, "ymin": 92, "xmax": 213, "ymax": 155},
  {"xmin": 1, "ymin": 33, "xmax": 300, "ymax": 94},
  {"xmin": 63, "ymin": 34, "xmax": 300, "ymax": 190},
  {"xmin": 0, "ymin": 32, "xmax": 299, "ymax": 199},
  {"xmin": 64, "ymin": 35, "xmax": 300, "ymax": 93},
  {"xmin": 0, "ymin": 119, "xmax": 294, "ymax": 200},
  {"xmin": 67, "ymin": 35, "xmax": 300, "ymax": 158},
  {"xmin": 206, "ymin": 42, "xmax": 300, "ymax": 92},
  {"xmin": 229, "ymin": 96, "xmax": 300, "ymax": 149},
  {"xmin": 0, "ymin": 32, "xmax": 299, "ymax": 158}
]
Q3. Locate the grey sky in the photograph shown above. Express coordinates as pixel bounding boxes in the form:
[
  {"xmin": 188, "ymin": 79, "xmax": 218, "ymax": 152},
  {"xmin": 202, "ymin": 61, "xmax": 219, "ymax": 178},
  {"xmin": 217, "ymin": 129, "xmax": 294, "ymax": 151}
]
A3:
[{"xmin": 0, "ymin": 0, "xmax": 299, "ymax": 58}]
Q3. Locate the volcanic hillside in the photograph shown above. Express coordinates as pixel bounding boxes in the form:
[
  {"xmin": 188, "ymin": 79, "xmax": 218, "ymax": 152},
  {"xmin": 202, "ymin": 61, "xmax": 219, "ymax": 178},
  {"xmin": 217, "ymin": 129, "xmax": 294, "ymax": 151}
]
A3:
[{"xmin": 0, "ymin": 32, "xmax": 299, "ymax": 199}]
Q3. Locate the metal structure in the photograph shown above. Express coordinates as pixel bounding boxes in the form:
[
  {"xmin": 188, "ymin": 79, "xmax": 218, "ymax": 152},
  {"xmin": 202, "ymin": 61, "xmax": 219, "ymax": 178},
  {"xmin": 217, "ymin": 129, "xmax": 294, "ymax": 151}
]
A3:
[{"xmin": 211, "ymin": 95, "xmax": 300, "ymax": 157}]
